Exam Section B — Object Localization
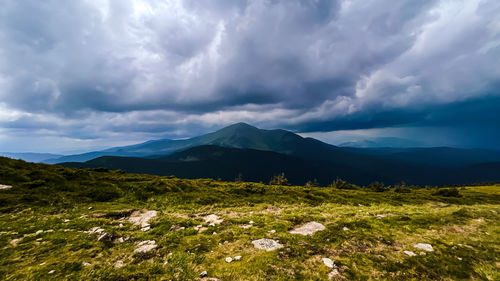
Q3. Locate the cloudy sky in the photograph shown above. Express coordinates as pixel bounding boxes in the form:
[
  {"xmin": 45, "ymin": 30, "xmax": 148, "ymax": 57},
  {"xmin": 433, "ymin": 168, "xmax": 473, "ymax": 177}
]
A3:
[{"xmin": 1, "ymin": 0, "xmax": 499, "ymax": 153}]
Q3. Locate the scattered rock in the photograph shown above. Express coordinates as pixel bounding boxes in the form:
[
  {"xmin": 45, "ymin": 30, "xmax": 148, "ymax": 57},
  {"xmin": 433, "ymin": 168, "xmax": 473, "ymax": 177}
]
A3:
[
  {"xmin": 268, "ymin": 229, "xmax": 276, "ymax": 233},
  {"xmin": 46, "ymin": 229, "xmax": 54, "ymax": 233},
  {"xmin": 170, "ymin": 225, "xmax": 185, "ymax": 231},
  {"xmin": 198, "ymin": 227, "xmax": 208, "ymax": 233},
  {"xmin": 342, "ymin": 226, "xmax": 349, "ymax": 231},
  {"xmin": 48, "ymin": 270, "xmax": 55, "ymax": 274},
  {"xmin": 376, "ymin": 214, "xmax": 388, "ymax": 218},
  {"xmin": 134, "ymin": 240, "xmax": 157, "ymax": 253},
  {"xmin": 404, "ymin": 250, "xmax": 416, "ymax": 256},
  {"xmin": 82, "ymin": 262, "xmax": 91, "ymax": 267},
  {"xmin": 39, "ymin": 262, "xmax": 46, "ymax": 266},
  {"xmin": 249, "ymin": 221, "xmax": 254, "ymax": 224},
  {"xmin": 199, "ymin": 271, "xmax": 208, "ymax": 278},
  {"xmin": 63, "ymin": 219, "xmax": 70, "ymax": 223},
  {"xmin": 141, "ymin": 225, "xmax": 151, "ymax": 232},
  {"xmin": 0, "ymin": 184, "xmax": 12, "ymax": 190},
  {"xmin": 234, "ymin": 256, "xmax": 242, "ymax": 261},
  {"xmin": 117, "ymin": 237, "xmax": 124, "ymax": 243},
  {"xmin": 128, "ymin": 210, "xmax": 157, "ymax": 228},
  {"xmin": 35, "ymin": 230, "xmax": 44, "ymax": 235},
  {"xmin": 97, "ymin": 232, "xmax": 117, "ymax": 244},
  {"xmin": 10, "ymin": 238, "xmax": 22, "ymax": 246},
  {"xmin": 322, "ymin": 258, "xmax": 335, "ymax": 268},
  {"xmin": 457, "ymin": 257, "xmax": 463, "ymax": 261},
  {"xmin": 114, "ymin": 260, "xmax": 125, "ymax": 268},
  {"xmin": 240, "ymin": 224, "xmax": 252, "ymax": 229},
  {"xmin": 118, "ymin": 223, "xmax": 124, "ymax": 228},
  {"xmin": 225, "ymin": 257, "xmax": 232, "ymax": 263},
  {"xmin": 252, "ymin": 238, "xmax": 284, "ymax": 251},
  {"xmin": 208, "ymin": 223, "xmax": 216, "ymax": 227},
  {"xmin": 290, "ymin": 222, "xmax": 325, "ymax": 236},
  {"xmin": 88, "ymin": 207, "xmax": 93, "ymax": 210},
  {"xmin": 204, "ymin": 214, "xmax": 223, "ymax": 225},
  {"xmin": 85, "ymin": 227, "xmax": 105, "ymax": 235},
  {"xmin": 328, "ymin": 268, "xmax": 340, "ymax": 279},
  {"xmin": 414, "ymin": 243, "xmax": 434, "ymax": 252}
]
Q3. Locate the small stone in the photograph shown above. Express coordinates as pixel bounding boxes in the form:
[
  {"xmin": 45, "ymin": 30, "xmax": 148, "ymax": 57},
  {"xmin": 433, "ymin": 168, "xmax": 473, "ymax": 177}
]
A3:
[
  {"xmin": 82, "ymin": 262, "xmax": 91, "ymax": 267},
  {"xmin": 328, "ymin": 268, "xmax": 340, "ymax": 279},
  {"xmin": 141, "ymin": 225, "xmax": 151, "ymax": 231},
  {"xmin": 225, "ymin": 257, "xmax": 233, "ymax": 263},
  {"xmin": 212, "ymin": 232, "xmax": 217, "ymax": 235},
  {"xmin": 240, "ymin": 224, "xmax": 252, "ymax": 229},
  {"xmin": 64, "ymin": 219, "xmax": 70, "ymax": 223},
  {"xmin": 134, "ymin": 240, "xmax": 157, "ymax": 253},
  {"xmin": 414, "ymin": 243, "xmax": 434, "ymax": 252},
  {"xmin": 342, "ymin": 227, "xmax": 349, "ymax": 231},
  {"xmin": 290, "ymin": 222, "xmax": 325, "ymax": 236},
  {"xmin": 117, "ymin": 237, "xmax": 124, "ymax": 243},
  {"xmin": 268, "ymin": 229, "xmax": 276, "ymax": 233},
  {"xmin": 46, "ymin": 229, "xmax": 54, "ymax": 233},
  {"xmin": 252, "ymin": 238, "xmax": 284, "ymax": 251},
  {"xmin": 35, "ymin": 230, "xmax": 43, "ymax": 235},
  {"xmin": 199, "ymin": 271, "xmax": 208, "ymax": 278},
  {"xmin": 48, "ymin": 270, "xmax": 55, "ymax": 274},
  {"xmin": 39, "ymin": 262, "xmax": 46, "ymax": 266},
  {"xmin": 36, "ymin": 238, "xmax": 43, "ymax": 241},
  {"xmin": 457, "ymin": 257, "xmax": 463, "ymax": 261},
  {"xmin": 322, "ymin": 258, "xmax": 335, "ymax": 268},
  {"xmin": 0, "ymin": 184, "xmax": 12, "ymax": 190},
  {"xmin": 208, "ymin": 223, "xmax": 216, "ymax": 227},
  {"xmin": 118, "ymin": 223, "xmax": 124, "ymax": 227},
  {"xmin": 114, "ymin": 260, "xmax": 125, "ymax": 268},
  {"xmin": 88, "ymin": 207, "xmax": 93, "ymax": 210},
  {"xmin": 204, "ymin": 214, "xmax": 223, "ymax": 225},
  {"xmin": 249, "ymin": 221, "xmax": 254, "ymax": 224},
  {"xmin": 404, "ymin": 250, "xmax": 416, "ymax": 256},
  {"xmin": 234, "ymin": 255, "xmax": 242, "ymax": 261},
  {"xmin": 10, "ymin": 238, "xmax": 22, "ymax": 246},
  {"xmin": 85, "ymin": 227, "xmax": 104, "ymax": 235}
]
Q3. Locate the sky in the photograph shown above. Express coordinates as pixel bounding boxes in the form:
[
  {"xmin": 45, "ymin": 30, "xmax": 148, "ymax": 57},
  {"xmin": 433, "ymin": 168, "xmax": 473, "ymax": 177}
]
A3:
[{"xmin": 0, "ymin": 0, "xmax": 499, "ymax": 153}]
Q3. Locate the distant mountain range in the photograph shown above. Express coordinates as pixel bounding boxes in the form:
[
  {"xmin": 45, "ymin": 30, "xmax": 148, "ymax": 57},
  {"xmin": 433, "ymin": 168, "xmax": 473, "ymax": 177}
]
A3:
[
  {"xmin": 55, "ymin": 123, "xmax": 500, "ymax": 186},
  {"xmin": 0, "ymin": 152, "xmax": 63, "ymax": 163}
]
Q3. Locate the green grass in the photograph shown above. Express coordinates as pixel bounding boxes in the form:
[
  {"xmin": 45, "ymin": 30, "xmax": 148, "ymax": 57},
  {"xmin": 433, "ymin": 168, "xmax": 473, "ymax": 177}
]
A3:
[{"xmin": 0, "ymin": 157, "xmax": 499, "ymax": 280}]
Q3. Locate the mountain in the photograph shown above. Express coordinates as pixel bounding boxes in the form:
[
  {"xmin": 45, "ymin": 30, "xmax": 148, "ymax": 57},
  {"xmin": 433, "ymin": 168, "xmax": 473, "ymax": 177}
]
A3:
[
  {"xmin": 339, "ymin": 137, "xmax": 423, "ymax": 148},
  {"xmin": 0, "ymin": 152, "xmax": 64, "ymax": 163},
  {"xmin": 45, "ymin": 122, "xmax": 328, "ymax": 163}
]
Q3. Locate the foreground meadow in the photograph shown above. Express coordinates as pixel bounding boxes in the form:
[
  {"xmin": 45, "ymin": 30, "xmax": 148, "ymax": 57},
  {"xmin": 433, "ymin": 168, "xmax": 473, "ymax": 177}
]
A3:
[{"xmin": 0, "ymin": 157, "xmax": 499, "ymax": 280}]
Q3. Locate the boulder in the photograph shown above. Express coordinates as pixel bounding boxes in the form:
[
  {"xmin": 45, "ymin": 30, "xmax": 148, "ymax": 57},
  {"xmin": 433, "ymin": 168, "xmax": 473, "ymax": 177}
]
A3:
[
  {"xmin": 322, "ymin": 258, "xmax": 334, "ymax": 268},
  {"xmin": 414, "ymin": 243, "xmax": 434, "ymax": 252},
  {"xmin": 134, "ymin": 240, "xmax": 157, "ymax": 253}
]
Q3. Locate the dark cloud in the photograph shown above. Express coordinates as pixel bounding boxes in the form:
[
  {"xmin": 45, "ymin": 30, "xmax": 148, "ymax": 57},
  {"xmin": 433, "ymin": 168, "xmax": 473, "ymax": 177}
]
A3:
[{"xmin": 0, "ymin": 0, "xmax": 499, "ymax": 152}]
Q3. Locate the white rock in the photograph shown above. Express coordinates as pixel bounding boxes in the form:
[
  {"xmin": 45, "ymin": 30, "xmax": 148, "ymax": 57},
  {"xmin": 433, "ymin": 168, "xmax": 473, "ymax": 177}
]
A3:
[
  {"xmin": 414, "ymin": 243, "xmax": 434, "ymax": 252},
  {"xmin": 204, "ymin": 214, "xmax": 223, "ymax": 225},
  {"xmin": 199, "ymin": 271, "xmax": 208, "ymax": 278},
  {"xmin": 322, "ymin": 258, "xmax": 335, "ymax": 268},
  {"xmin": 240, "ymin": 224, "xmax": 252, "ymax": 229},
  {"xmin": 0, "ymin": 184, "xmax": 12, "ymax": 190},
  {"xmin": 252, "ymin": 238, "xmax": 284, "ymax": 251},
  {"xmin": 35, "ymin": 230, "xmax": 43, "ymax": 235},
  {"xmin": 85, "ymin": 227, "xmax": 104, "ymax": 235},
  {"xmin": 404, "ymin": 250, "xmax": 416, "ymax": 256},
  {"xmin": 141, "ymin": 225, "xmax": 151, "ymax": 232},
  {"xmin": 117, "ymin": 237, "xmax": 124, "ymax": 243},
  {"xmin": 234, "ymin": 255, "xmax": 242, "ymax": 261},
  {"xmin": 208, "ymin": 223, "xmax": 216, "ymax": 227},
  {"xmin": 82, "ymin": 262, "xmax": 91, "ymax": 267},
  {"xmin": 129, "ymin": 210, "xmax": 157, "ymax": 227},
  {"xmin": 328, "ymin": 268, "xmax": 340, "ymax": 279},
  {"xmin": 249, "ymin": 221, "xmax": 254, "ymax": 224},
  {"xmin": 342, "ymin": 227, "xmax": 349, "ymax": 231},
  {"xmin": 64, "ymin": 219, "xmax": 70, "ymax": 223},
  {"xmin": 88, "ymin": 207, "xmax": 93, "ymax": 210},
  {"xmin": 268, "ymin": 230, "xmax": 276, "ymax": 233},
  {"xmin": 134, "ymin": 240, "xmax": 157, "ymax": 253},
  {"xmin": 118, "ymin": 223, "xmax": 124, "ymax": 227},
  {"xmin": 225, "ymin": 257, "xmax": 233, "ymax": 263},
  {"xmin": 48, "ymin": 270, "xmax": 55, "ymax": 274},
  {"xmin": 39, "ymin": 262, "xmax": 46, "ymax": 266},
  {"xmin": 290, "ymin": 222, "xmax": 325, "ymax": 236},
  {"xmin": 114, "ymin": 260, "xmax": 125, "ymax": 268}
]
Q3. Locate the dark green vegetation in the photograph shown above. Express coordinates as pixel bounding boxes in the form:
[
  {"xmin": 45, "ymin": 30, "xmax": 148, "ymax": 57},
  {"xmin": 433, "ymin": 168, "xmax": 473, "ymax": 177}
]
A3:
[
  {"xmin": 54, "ymin": 123, "xmax": 500, "ymax": 186},
  {"xmin": 1, "ymin": 156, "xmax": 499, "ymax": 280}
]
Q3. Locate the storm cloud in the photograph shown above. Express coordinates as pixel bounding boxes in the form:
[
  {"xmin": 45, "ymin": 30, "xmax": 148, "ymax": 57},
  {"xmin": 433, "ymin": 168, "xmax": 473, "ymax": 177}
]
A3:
[{"xmin": 0, "ymin": 0, "xmax": 499, "ymax": 152}]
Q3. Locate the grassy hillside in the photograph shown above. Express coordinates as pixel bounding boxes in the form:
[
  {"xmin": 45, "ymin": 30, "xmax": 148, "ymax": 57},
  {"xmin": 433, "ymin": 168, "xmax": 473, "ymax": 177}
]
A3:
[{"xmin": 0, "ymin": 157, "xmax": 499, "ymax": 280}]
